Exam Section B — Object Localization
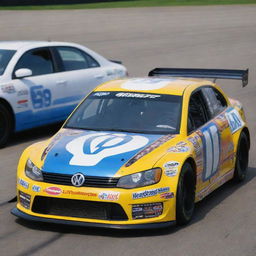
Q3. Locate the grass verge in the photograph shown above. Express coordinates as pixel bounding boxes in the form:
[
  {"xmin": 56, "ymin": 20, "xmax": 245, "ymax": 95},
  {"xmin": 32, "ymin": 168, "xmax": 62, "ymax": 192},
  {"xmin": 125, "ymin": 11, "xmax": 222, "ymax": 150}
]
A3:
[{"xmin": 0, "ymin": 0, "xmax": 256, "ymax": 10}]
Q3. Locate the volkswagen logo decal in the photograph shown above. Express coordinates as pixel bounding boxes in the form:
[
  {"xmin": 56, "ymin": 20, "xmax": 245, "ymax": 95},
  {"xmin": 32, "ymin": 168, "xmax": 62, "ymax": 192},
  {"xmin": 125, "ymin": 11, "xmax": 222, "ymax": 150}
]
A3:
[{"xmin": 71, "ymin": 173, "xmax": 85, "ymax": 187}]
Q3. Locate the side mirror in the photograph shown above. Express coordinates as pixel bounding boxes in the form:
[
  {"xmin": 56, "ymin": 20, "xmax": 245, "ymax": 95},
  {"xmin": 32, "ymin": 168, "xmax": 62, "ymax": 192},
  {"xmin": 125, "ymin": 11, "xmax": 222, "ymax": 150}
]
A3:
[{"xmin": 15, "ymin": 68, "xmax": 32, "ymax": 79}]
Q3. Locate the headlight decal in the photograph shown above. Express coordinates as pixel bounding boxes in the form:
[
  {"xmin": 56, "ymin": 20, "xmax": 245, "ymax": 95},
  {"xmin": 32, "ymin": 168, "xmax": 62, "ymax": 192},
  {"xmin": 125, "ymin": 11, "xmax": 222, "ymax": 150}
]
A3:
[
  {"xmin": 25, "ymin": 159, "xmax": 43, "ymax": 181},
  {"xmin": 117, "ymin": 168, "xmax": 162, "ymax": 189},
  {"xmin": 125, "ymin": 134, "xmax": 175, "ymax": 167}
]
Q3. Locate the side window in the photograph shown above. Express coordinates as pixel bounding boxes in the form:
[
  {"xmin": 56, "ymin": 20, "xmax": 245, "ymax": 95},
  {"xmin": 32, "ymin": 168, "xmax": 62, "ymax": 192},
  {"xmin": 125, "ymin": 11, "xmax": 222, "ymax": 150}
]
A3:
[
  {"xmin": 14, "ymin": 48, "xmax": 54, "ymax": 77},
  {"xmin": 188, "ymin": 90, "xmax": 208, "ymax": 133},
  {"xmin": 84, "ymin": 53, "xmax": 100, "ymax": 68},
  {"xmin": 214, "ymin": 88, "xmax": 227, "ymax": 108},
  {"xmin": 56, "ymin": 47, "xmax": 99, "ymax": 71},
  {"xmin": 202, "ymin": 87, "xmax": 227, "ymax": 117}
]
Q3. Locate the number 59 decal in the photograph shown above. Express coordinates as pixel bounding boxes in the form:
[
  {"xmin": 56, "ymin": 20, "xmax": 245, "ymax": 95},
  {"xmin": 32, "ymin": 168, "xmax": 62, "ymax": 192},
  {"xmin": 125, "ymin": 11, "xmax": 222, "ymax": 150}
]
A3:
[
  {"xmin": 30, "ymin": 85, "xmax": 51, "ymax": 109},
  {"xmin": 200, "ymin": 123, "xmax": 220, "ymax": 181}
]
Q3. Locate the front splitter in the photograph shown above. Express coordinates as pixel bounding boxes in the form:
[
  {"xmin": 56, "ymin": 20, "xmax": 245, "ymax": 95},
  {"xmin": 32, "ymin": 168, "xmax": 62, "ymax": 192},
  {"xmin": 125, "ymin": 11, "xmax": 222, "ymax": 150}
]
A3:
[{"xmin": 11, "ymin": 207, "xmax": 174, "ymax": 230}]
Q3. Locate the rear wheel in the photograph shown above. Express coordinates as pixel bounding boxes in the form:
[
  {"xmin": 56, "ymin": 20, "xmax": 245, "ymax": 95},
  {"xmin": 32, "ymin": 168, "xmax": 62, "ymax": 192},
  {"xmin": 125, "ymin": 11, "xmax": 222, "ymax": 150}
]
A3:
[
  {"xmin": 0, "ymin": 104, "xmax": 12, "ymax": 148},
  {"xmin": 233, "ymin": 132, "xmax": 249, "ymax": 182},
  {"xmin": 176, "ymin": 162, "xmax": 196, "ymax": 225}
]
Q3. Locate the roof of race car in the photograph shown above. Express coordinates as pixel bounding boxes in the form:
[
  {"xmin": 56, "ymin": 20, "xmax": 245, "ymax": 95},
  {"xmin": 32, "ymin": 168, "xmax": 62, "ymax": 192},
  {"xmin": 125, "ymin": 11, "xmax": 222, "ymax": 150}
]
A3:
[
  {"xmin": 0, "ymin": 41, "xmax": 83, "ymax": 50},
  {"xmin": 94, "ymin": 77, "xmax": 214, "ymax": 96}
]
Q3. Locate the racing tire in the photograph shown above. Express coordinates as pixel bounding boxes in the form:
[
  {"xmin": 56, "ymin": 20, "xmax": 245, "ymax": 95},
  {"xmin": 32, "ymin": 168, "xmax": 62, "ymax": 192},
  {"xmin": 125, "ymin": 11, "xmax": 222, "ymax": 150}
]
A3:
[
  {"xmin": 176, "ymin": 162, "xmax": 196, "ymax": 226},
  {"xmin": 0, "ymin": 104, "xmax": 12, "ymax": 148},
  {"xmin": 233, "ymin": 132, "xmax": 249, "ymax": 182}
]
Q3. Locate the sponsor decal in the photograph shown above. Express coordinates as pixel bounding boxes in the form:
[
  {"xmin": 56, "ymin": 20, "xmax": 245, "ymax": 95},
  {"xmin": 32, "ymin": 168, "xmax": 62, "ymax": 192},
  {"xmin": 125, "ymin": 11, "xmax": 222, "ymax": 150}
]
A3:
[
  {"xmin": 63, "ymin": 190, "xmax": 97, "ymax": 197},
  {"xmin": 121, "ymin": 78, "xmax": 173, "ymax": 91},
  {"xmin": 164, "ymin": 161, "xmax": 180, "ymax": 177},
  {"xmin": 132, "ymin": 203, "xmax": 163, "ymax": 219},
  {"xmin": 132, "ymin": 206, "xmax": 143, "ymax": 212},
  {"xmin": 229, "ymin": 98, "xmax": 243, "ymax": 110},
  {"xmin": 66, "ymin": 133, "xmax": 149, "ymax": 167},
  {"xmin": 44, "ymin": 187, "xmax": 62, "ymax": 196},
  {"xmin": 188, "ymin": 134, "xmax": 202, "ymax": 157},
  {"xmin": 215, "ymin": 113, "xmax": 226, "ymax": 123},
  {"xmin": 132, "ymin": 187, "xmax": 170, "ymax": 200},
  {"xmin": 18, "ymin": 178, "xmax": 29, "ymax": 189},
  {"xmin": 32, "ymin": 185, "xmax": 41, "ymax": 192},
  {"xmin": 168, "ymin": 145, "xmax": 190, "ymax": 153},
  {"xmin": 116, "ymin": 92, "xmax": 161, "ymax": 99},
  {"xmin": 176, "ymin": 141, "xmax": 187, "ymax": 146},
  {"xmin": 98, "ymin": 191, "xmax": 120, "ymax": 201},
  {"xmin": 17, "ymin": 99, "xmax": 28, "ymax": 108},
  {"xmin": 225, "ymin": 108, "xmax": 244, "ymax": 134},
  {"xmin": 93, "ymin": 92, "xmax": 110, "ymax": 97},
  {"xmin": 160, "ymin": 192, "xmax": 174, "ymax": 199},
  {"xmin": 19, "ymin": 191, "xmax": 31, "ymax": 209},
  {"xmin": 214, "ymin": 113, "xmax": 229, "ymax": 131},
  {"xmin": 126, "ymin": 134, "xmax": 175, "ymax": 167},
  {"xmin": 17, "ymin": 89, "xmax": 29, "ymax": 96},
  {"xmin": 188, "ymin": 133, "xmax": 203, "ymax": 172},
  {"xmin": 1, "ymin": 84, "xmax": 16, "ymax": 94}
]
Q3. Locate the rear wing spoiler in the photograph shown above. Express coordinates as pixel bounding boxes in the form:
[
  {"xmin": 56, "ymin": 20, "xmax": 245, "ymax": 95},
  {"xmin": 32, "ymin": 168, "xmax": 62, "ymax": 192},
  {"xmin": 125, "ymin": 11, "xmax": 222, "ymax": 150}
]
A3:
[{"xmin": 148, "ymin": 68, "xmax": 249, "ymax": 87}]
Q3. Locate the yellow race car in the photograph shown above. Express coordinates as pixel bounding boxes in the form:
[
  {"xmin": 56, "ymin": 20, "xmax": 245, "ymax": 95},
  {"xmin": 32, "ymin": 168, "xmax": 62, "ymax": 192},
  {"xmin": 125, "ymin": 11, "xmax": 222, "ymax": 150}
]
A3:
[{"xmin": 12, "ymin": 68, "xmax": 250, "ymax": 229}]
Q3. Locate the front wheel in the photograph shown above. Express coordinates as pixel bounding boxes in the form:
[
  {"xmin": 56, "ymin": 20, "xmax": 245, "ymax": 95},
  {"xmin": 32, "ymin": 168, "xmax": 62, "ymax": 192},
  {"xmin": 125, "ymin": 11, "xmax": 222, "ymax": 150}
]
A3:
[
  {"xmin": 176, "ymin": 162, "xmax": 196, "ymax": 226},
  {"xmin": 0, "ymin": 104, "xmax": 12, "ymax": 148},
  {"xmin": 233, "ymin": 132, "xmax": 249, "ymax": 182}
]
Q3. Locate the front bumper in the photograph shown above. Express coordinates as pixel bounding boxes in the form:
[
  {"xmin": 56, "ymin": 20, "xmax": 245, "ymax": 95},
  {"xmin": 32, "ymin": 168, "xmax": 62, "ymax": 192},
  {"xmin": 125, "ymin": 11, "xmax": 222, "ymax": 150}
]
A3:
[
  {"xmin": 15, "ymin": 174, "xmax": 177, "ymax": 228},
  {"xmin": 11, "ymin": 208, "xmax": 174, "ymax": 229}
]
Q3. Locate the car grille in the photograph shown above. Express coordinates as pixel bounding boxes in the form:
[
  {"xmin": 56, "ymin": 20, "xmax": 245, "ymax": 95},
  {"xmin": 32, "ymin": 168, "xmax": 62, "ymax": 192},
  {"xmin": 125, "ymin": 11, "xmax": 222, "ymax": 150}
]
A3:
[
  {"xmin": 42, "ymin": 172, "xmax": 119, "ymax": 188},
  {"xmin": 32, "ymin": 196, "xmax": 128, "ymax": 221}
]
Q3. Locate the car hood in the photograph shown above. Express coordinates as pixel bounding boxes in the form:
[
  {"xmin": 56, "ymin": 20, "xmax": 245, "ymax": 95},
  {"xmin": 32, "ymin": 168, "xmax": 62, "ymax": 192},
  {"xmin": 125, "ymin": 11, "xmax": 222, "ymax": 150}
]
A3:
[{"xmin": 41, "ymin": 128, "xmax": 167, "ymax": 177}]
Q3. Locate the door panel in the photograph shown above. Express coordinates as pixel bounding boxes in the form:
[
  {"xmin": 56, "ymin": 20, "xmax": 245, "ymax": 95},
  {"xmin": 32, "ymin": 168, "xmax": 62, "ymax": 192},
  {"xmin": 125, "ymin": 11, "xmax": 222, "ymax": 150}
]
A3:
[
  {"xmin": 13, "ymin": 74, "xmax": 67, "ymax": 131},
  {"xmin": 200, "ymin": 123, "xmax": 220, "ymax": 182},
  {"xmin": 12, "ymin": 47, "xmax": 68, "ymax": 131},
  {"xmin": 52, "ymin": 46, "xmax": 108, "ymax": 110},
  {"xmin": 194, "ymin": 87, "xmax": 235, "ymax": 200}
]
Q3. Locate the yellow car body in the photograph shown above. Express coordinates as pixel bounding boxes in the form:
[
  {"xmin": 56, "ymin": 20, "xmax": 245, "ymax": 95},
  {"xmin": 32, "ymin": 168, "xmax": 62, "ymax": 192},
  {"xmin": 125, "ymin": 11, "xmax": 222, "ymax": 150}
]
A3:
[{"xmin": 12, "ymin": 72, "xmax": 250, "ymax": 229}]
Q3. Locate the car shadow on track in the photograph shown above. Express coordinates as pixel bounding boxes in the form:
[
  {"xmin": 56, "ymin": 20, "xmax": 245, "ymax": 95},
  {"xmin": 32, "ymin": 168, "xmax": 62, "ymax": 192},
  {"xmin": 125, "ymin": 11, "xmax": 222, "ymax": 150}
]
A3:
[
  {"xmin": 7, "ymin": 122, "xmax": 63, "ymax": 147},
  {"xmin": 13, "ymin": 167, "xmax": 256, "ymax": 238}
]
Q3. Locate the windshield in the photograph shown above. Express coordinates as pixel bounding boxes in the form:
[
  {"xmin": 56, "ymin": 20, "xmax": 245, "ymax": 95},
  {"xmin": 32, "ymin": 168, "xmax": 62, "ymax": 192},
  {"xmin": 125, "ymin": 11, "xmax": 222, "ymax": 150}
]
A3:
[
  {"xmin": 0, "ymin": 49, "xmax": 16, "ymax": 75},
  {"xmin": 65, "ymin": 91, "xmax": 182, "ymax": 134}
]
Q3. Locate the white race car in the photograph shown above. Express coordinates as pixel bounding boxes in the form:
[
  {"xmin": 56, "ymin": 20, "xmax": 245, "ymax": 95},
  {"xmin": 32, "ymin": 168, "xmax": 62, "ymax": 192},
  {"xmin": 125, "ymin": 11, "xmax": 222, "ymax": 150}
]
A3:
[{"xmin": 0, "ymin": 41, "xmax": 127, "ymax": 147}]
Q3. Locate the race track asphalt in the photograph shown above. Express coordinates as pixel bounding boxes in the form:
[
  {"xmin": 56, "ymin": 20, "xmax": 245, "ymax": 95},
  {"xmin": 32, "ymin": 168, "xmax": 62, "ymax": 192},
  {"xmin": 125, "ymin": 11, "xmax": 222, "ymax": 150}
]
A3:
[{"xmin": 0, "ymin": 5, "xmax": 255, "ymax": 256}]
